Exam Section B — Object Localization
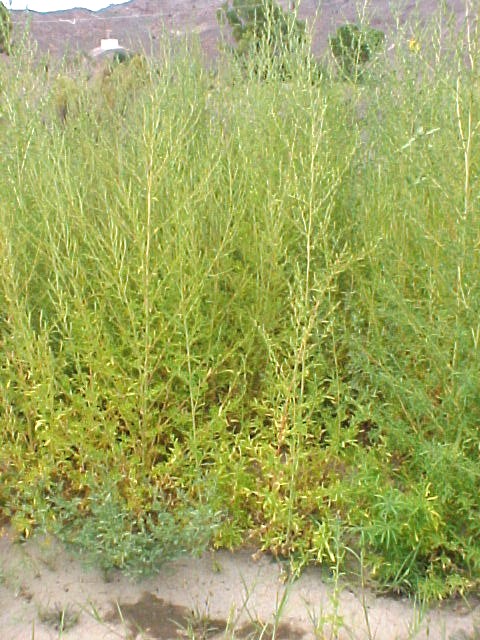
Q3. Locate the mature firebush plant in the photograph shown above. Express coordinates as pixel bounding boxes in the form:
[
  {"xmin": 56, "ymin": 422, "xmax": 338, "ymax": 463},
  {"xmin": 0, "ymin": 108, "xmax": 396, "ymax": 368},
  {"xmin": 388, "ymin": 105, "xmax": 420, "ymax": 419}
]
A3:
[{"xmin": 0, "ymin": 8, "xmax": 479, "ymax": 599}]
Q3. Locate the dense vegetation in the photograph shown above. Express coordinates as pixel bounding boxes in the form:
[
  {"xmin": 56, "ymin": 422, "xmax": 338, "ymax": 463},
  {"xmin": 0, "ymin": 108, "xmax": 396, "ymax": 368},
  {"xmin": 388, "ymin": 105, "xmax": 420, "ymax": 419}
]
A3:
[
  {"xmin": 0, "ymin": 4, "xmax": 479, "ymax": 601},
  {"xmin": 0, "ymin": 2, "xmax": 11, "ymax": 54},
  {"xmin": 217, "ymin": 0, "xmax": 306, "ymax": 57}
]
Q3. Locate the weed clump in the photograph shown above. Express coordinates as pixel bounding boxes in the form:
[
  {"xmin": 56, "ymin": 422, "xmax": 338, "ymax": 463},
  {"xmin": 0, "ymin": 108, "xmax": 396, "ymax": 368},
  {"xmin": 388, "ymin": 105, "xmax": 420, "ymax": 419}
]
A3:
[
  {"xmin": 0, "ymin": 7, "xmax": 479, "ymax": 601},
  {"xmin": 41, "ymin": 480, "xmax": 219, "ymax": 577}
]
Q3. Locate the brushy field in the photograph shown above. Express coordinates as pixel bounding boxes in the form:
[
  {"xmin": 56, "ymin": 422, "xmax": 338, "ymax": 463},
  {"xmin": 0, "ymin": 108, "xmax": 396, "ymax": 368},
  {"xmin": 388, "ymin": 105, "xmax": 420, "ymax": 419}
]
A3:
[{"xmin": 0, "ymin": 6, "xmax": 479, "ymax": 601}]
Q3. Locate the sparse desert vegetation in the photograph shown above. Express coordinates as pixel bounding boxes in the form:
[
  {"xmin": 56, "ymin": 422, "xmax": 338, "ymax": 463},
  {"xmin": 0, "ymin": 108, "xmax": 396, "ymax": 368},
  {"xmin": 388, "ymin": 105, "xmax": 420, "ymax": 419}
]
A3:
[{"xmin": 0, "ymin": 0, "xmax": 479, "ymax": 611}]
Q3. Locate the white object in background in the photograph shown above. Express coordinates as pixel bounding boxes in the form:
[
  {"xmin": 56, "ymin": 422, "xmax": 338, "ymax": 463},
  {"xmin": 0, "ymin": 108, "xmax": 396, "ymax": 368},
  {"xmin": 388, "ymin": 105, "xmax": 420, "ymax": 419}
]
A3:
[
  {"xmin": 100, "ymin": 38, "xmax": 119, "ymax": 51},
  {"xmin": 90, "ymin": 34, "xmax": 129, "ymax": 59}
]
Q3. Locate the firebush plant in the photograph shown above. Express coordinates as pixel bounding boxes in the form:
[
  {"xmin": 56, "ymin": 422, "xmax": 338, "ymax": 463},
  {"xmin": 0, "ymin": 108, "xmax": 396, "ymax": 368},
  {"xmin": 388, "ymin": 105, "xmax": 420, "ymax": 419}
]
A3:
[{"xmin": 0, "ymin": 7, "xmax": 479, "ymax": 600}]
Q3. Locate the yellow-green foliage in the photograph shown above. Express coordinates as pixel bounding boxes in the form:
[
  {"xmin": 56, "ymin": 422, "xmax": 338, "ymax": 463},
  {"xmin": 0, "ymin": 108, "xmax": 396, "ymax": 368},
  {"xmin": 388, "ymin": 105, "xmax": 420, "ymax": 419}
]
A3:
[
  {"xmin": 0, "ymin": 18, "xmax": 479, "ymax": 598},
  {"xmin": 92, "ymin": 54, "xmax": 152, "ymax": 112},
  {"xmin": 52, "ymin": 74, "xmax": 81, "ymax": 122}
]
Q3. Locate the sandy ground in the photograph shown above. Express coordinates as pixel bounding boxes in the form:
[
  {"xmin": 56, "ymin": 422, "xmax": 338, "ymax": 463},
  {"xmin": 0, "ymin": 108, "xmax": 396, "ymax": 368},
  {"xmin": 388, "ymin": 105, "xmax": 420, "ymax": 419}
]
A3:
[{"xmin": 1, "ymin": 526, "xmax": 479, "ymax": 640}]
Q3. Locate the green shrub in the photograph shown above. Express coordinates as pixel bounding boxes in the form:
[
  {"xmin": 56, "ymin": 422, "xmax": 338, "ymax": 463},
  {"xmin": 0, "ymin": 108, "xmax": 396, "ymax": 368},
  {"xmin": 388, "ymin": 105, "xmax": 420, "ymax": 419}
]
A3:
[
  {"xmin": 41, "ymin": 479, "xmax": 220, "ymax": 577},
  {"xmin": 330, "ymin": 22, "xmax": 385, "ymax": 80},
  {"xmin": 217, "ymin": 0, "xmax": 311, "ymax": 78},
  {"xmin": 0, "ymin": 3, "xmax": 11, "ymax": 55}
]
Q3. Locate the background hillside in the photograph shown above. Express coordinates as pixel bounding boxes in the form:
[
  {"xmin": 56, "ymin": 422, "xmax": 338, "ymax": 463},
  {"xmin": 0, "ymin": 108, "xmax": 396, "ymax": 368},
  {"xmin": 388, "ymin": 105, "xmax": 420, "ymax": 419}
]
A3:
[{"xmin": 9, "ymin": 0, "xmax": 470, "ymax": 59}]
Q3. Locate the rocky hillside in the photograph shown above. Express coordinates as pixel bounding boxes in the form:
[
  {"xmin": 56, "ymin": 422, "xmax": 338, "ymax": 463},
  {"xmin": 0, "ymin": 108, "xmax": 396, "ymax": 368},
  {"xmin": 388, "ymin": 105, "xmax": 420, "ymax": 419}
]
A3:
[{"xmin": 9, "ymin": 0, "xmax": 470, "ymax": 60}]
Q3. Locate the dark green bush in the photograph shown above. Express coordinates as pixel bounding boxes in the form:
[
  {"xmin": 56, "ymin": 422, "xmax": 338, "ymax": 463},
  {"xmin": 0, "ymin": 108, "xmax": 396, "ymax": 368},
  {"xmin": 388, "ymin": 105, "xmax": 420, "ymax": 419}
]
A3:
[
  {"xmin": 330, "ymin": 23, "xmax": 385, "ymax": 80},
  {"xmin": 0, "ymin": 3, "xmax": 11, "ymax": 55},
  {"xmin": 217, "ymin": 0, "xmax": 310, "ymax": 78}
]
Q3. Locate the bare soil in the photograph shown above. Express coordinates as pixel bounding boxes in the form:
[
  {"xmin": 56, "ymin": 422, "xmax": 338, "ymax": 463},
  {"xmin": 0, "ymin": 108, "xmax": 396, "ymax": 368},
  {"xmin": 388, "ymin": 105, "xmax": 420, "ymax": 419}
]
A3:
[{"xmin": 1, "ymin": 525, "xmax": 479, "ymax": 640}]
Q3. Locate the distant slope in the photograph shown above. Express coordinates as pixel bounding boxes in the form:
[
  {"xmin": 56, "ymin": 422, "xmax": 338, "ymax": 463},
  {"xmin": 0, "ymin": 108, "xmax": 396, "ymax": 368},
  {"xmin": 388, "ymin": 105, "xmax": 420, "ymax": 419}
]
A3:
[{"xmin": 9, "ymin": 0, "xmax": 470, "ymax": 59}]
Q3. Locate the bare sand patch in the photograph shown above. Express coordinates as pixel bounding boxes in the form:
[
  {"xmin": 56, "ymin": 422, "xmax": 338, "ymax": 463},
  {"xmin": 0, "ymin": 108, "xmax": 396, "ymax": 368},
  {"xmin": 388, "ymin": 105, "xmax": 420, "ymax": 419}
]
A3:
[{"xmin": 1, "ymin": 525, "xmax": 479, "ymax": 639}]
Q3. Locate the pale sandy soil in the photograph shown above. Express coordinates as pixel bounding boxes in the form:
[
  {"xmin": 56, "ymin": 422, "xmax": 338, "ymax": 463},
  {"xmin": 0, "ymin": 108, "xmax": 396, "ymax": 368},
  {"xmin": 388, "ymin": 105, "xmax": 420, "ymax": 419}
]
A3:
[{"xmin": 1, "ymin": 526, "xmax": 479, "ymax": 640}]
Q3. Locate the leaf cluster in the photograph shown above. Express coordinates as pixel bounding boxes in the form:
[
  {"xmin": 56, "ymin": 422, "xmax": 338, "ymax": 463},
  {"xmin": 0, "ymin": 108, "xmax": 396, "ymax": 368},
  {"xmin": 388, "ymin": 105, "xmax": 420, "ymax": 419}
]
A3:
[{"xmin": 330, "ymin": 23, "xmax": 385, "ymax": 80}]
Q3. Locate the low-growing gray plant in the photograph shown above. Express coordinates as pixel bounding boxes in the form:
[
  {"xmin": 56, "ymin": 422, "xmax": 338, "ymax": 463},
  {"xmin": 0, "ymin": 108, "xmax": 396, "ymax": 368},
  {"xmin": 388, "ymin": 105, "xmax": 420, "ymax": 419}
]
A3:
[{"xmin": 40, "ymin": 479, "xmax": 221, "ymax": 578}]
